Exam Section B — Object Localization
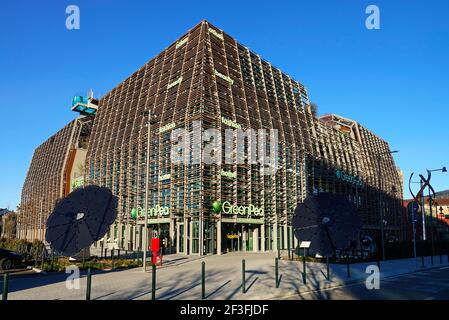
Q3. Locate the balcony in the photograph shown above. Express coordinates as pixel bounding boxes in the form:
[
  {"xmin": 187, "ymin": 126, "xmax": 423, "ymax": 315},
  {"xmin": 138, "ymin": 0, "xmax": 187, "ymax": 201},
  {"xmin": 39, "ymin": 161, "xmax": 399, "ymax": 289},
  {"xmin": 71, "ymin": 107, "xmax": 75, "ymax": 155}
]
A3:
[{"xmin": 72, "ymin": 96, "xmax": 98, "ymax": 115}]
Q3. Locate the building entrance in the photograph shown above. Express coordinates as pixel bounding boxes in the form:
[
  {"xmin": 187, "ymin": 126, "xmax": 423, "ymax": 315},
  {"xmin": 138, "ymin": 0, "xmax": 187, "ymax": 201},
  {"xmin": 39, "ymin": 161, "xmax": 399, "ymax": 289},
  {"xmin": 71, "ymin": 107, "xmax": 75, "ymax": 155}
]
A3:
[
  {"xmin": 147, "ymin": 223, "xmax": 170, "ymax": 253},
  {"xmin": 222, "ymin": 223, "xmax": 260, "ymax": 253}
]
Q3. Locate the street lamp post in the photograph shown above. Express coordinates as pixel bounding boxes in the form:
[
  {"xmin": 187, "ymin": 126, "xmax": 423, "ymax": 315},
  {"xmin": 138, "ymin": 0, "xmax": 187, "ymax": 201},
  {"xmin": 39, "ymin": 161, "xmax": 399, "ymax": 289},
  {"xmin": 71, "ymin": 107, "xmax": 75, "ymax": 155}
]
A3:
[
  {"xmin": 376, "ymin": 150, "xmax": 398, "ymax": 261},
  {"xmin": 142, "ymin": 111, "xmax": 157, "ymax": 272}
]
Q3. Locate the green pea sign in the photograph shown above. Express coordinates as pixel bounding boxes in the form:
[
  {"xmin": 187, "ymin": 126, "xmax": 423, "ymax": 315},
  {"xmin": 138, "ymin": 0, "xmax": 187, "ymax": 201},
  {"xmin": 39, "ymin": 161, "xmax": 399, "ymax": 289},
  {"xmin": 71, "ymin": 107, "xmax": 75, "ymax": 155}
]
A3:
[
  {"xmin": 130, "ymin": 205, "xmax": 170, "ymax": 219},
  {"xmin": 221, "ymin": 201, "xmax": 264, "ymax": 217}
]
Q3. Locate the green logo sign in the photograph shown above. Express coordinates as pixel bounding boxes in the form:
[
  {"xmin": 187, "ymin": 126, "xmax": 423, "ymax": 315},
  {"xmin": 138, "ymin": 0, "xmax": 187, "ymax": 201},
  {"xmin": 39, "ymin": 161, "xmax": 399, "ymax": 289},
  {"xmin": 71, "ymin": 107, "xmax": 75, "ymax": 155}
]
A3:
[
  {"xmin": 335, "ymin": 170, "xmax": 363, "ymax": 187},
  {"xmin": 71, "ymin": 177, "xmax": 84, "ymax": 191},
  {"xmin": 130, "ymin": 206, "xmax": 170, "ymax": 219},
  {"xmin": 212, "ymin": 201, "xmax": 222, "ymax": 213},
  {"xmin": 221, "ymin": 201, "xmax": 264, "ymax": 217}
]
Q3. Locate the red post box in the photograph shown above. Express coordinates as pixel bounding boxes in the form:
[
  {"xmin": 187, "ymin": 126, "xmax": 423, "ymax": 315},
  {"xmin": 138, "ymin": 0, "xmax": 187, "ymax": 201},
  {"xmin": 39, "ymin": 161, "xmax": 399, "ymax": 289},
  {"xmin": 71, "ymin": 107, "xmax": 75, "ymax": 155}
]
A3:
[{"xmin": 151, "ymin": 238, "xmax": 160, "ymax": 265}]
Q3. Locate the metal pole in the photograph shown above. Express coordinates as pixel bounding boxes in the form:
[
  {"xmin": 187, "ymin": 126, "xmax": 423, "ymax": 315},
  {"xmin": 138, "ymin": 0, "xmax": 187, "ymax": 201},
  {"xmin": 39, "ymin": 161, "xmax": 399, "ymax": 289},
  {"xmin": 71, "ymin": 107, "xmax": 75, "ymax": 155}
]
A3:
[
  {"xmin": 302, "ymin": 248, "xmax": 306, "ymax": 284},
  {"xmin": 242, "ymin": 259, "xmax": 246, "ymax": 294},
  {"xmin": 428, "ymin": 190, "xmax": 435, "ymax": 265},
  {"xmin": 201, "ymin": 261, "xmax": 206, "ymax": 299},
  {"xmin": 152, "ymin": 264, "xmax": 156, "ymax": 300},
  {"xmin": 421, "ymin": 180, "xmax": 427, "ymax": 241},
  {"xmin": 2, "ymin": 273, "xmax": 8, "ymax": 301},
  {"xmin": 275, "ymin": 258, "xmax": 279, "ymax": 288},
  {"xmin": 143, "ymin": 112, "xmax": 151, "ymax": 272},
  {"xmin": 377, "ymin": 154, "xmax": 386, "ymax": 260},
  {"xmin": 86, "ymin": 268, "xmax": 92, "ymax": 301},
  {"xmin": 326, "ymin": 256, "xmax": 330, "ymax": 281},
  {"xmin": 412, "ymin": 202, "xmax": 417, "ymax": 268}
]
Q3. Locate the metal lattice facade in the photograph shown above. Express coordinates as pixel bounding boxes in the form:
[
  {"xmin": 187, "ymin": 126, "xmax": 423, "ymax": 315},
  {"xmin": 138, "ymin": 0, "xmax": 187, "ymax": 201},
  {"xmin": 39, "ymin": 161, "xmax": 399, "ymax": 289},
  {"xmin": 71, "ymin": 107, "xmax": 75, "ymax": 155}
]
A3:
[{"xmin": 19, "ymin": 21, "xmax": 403, "ymax": 254}]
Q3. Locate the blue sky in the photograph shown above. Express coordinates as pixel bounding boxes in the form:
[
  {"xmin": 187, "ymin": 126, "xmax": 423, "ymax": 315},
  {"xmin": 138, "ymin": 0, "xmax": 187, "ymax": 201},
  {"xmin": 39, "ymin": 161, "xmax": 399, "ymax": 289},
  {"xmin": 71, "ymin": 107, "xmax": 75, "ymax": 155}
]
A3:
[{"xmin": 0, "ymin": 0, "xmax": 448, "ymax": 209}]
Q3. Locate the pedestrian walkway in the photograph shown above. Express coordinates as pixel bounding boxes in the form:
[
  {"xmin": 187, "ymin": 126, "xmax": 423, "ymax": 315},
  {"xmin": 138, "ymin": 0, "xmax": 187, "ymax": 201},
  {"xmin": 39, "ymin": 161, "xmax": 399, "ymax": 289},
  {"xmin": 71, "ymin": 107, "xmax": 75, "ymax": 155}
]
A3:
[{"xmin": 1, "ymin": 252, "xmax": 448, "ymax": 300}]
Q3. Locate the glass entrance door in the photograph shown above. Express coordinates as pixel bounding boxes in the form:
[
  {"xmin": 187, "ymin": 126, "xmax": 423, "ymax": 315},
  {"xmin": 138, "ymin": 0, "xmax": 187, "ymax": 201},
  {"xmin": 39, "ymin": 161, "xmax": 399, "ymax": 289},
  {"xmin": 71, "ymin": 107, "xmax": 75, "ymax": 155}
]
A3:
[
  {"xmin": 223, "ymin": 224, "xmax": 239, "ymax": 253},
  {"xmin": 177, "ymin": 223, "xmax": 185, "ymax": 253},
  {"xmin": 204, "ymin": 220, "xmax": 215, "ymax": 254},
  {"xmin": 246, "ymin": 225, "xmax": 254, "ymax": 251}
]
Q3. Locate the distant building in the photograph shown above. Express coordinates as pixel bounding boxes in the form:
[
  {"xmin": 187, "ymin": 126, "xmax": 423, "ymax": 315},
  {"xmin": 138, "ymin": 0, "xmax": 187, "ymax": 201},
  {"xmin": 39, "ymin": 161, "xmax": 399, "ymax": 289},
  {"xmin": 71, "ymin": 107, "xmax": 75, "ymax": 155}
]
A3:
[
  {"xmin": 18, "ymin": 20, "xmax": 403, "ymax": 255},
  {"xmin": 403, "ymin": 190, "xmax": 449, "ymax": 241}
]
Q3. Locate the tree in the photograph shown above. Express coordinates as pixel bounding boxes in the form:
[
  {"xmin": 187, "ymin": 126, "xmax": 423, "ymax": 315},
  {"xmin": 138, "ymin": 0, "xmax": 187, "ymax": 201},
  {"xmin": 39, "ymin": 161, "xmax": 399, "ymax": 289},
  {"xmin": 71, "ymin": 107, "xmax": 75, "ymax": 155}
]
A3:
[
  {"xmin": 3, "ymin": 213, "xmax": 17, "ymax": 239},
  {"xmin": 310, "ymin": 102, "xmax": 318, "ymax": 117}
]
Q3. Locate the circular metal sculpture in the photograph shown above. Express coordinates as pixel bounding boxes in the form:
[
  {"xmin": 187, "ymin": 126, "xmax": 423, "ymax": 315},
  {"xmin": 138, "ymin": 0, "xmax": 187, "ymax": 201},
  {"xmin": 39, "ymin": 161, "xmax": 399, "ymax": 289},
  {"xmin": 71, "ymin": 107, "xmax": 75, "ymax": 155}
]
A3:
[
  {"xmin": 45, "ymin": 185, "xmax": 118, "ymax": 257},
  {"xmin": 293, "ymin": 192, "xmax": 362, "ymax": 256}
]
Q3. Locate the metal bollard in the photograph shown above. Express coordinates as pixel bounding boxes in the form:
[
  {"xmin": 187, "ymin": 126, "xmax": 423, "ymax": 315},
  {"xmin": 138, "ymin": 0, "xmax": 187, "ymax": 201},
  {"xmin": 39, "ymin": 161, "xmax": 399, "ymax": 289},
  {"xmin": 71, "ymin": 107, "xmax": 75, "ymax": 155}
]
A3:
[
  {"xmin": 275, "ymin": 258, "xmax": 279, "ymax": 288},
  {"xmin": 152, "ymin": 264, "xmax": 156, "ymax": 301},
  {"xmin": 201, "ymin": 261, "xmax": 206, "ymax": 299},
  {"xmin": 302, "ymin": 252, "xmax": 306, "ymax": 285},
  {"xmin": 86, "ymin": 268, "xmax": 92, "ymax": 301},
  {"xmin": 2, "ymin": 273, "xmax": 9, "ymax": 301},
  {"xmin": 242, "ymin": 259, "xmax": 246, "ymax": 294}
]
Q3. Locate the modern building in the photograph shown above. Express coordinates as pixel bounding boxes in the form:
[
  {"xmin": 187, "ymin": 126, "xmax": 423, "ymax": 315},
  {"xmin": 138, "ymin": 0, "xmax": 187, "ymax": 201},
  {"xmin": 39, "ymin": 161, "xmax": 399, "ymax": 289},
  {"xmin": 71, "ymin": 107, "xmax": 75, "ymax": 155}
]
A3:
[
  {"xmin": 17, "ymin": 107, "xmax": 95, "ymax": 241},
  {"xmin": 18, "ymin": 20, "xmax": 403, "ymax": 255}
]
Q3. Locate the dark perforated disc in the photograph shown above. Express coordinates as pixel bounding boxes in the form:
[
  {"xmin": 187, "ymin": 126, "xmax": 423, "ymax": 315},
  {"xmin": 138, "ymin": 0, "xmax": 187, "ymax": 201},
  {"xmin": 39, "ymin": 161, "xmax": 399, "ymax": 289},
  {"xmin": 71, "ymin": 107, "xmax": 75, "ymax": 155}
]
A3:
[
  {"xmin": 292, "ymin": 192, "xmax": 361, "ymax": 256},
  {"xmin": 45, "ymin": 185, "xmax": 118, "ymax": 257}
]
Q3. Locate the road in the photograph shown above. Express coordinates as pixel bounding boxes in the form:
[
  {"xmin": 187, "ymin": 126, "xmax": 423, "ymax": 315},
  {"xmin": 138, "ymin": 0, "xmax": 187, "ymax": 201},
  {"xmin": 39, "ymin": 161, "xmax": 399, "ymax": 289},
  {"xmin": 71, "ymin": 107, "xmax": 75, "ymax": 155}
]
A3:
[{"xmin": 288, "ymin": 265, "xmax": 449, "ymax": 300}]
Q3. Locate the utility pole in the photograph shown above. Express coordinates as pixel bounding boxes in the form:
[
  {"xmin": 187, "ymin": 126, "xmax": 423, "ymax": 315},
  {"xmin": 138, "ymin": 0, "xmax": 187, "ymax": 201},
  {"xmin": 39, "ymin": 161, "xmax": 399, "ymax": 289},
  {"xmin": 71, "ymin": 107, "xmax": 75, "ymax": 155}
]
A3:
[
  {"xmin": 377, "ymin": 154, "xmax": 386, "ymax": 261},
  {"xmin": 142, "ymin": 111, "xmax": 152, "ymax": 272}
]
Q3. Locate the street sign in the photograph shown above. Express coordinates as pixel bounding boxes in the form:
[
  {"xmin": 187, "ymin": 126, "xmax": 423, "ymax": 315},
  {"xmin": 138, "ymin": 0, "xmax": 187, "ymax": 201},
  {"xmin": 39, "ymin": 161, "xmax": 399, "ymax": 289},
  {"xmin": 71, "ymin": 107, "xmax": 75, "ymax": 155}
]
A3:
[
  {"xmin": 407, "ymin": 201, "xmax": 419, "ymax": 222},
  {"xmin": 300, "ymin": 241, "xmax": 311, "ymax": 248}
]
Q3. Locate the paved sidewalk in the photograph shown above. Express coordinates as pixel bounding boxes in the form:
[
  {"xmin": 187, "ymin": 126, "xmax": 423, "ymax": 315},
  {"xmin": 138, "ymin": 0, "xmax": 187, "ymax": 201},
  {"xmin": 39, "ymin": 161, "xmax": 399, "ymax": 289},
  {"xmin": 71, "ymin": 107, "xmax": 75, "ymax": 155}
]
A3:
[{"xmin": 1, "ymin": 252, "xmax": 448, "ymax": 300}]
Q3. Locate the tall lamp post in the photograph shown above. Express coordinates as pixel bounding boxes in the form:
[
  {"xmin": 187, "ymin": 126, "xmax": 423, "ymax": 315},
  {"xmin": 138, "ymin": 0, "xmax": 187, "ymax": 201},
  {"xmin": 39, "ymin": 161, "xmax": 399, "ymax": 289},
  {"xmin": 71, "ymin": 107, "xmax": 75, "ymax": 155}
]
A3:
[
  {"xmin": 425, "ymin": 167, "xmax": 447, "ymax": 264},
  {"xmin": 142, "ymin": 110, "xmax": 158, "ymax": 272},
  {"xmin": 376, "ymin": 150, "xmax": 399, "ymax": 261}
]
